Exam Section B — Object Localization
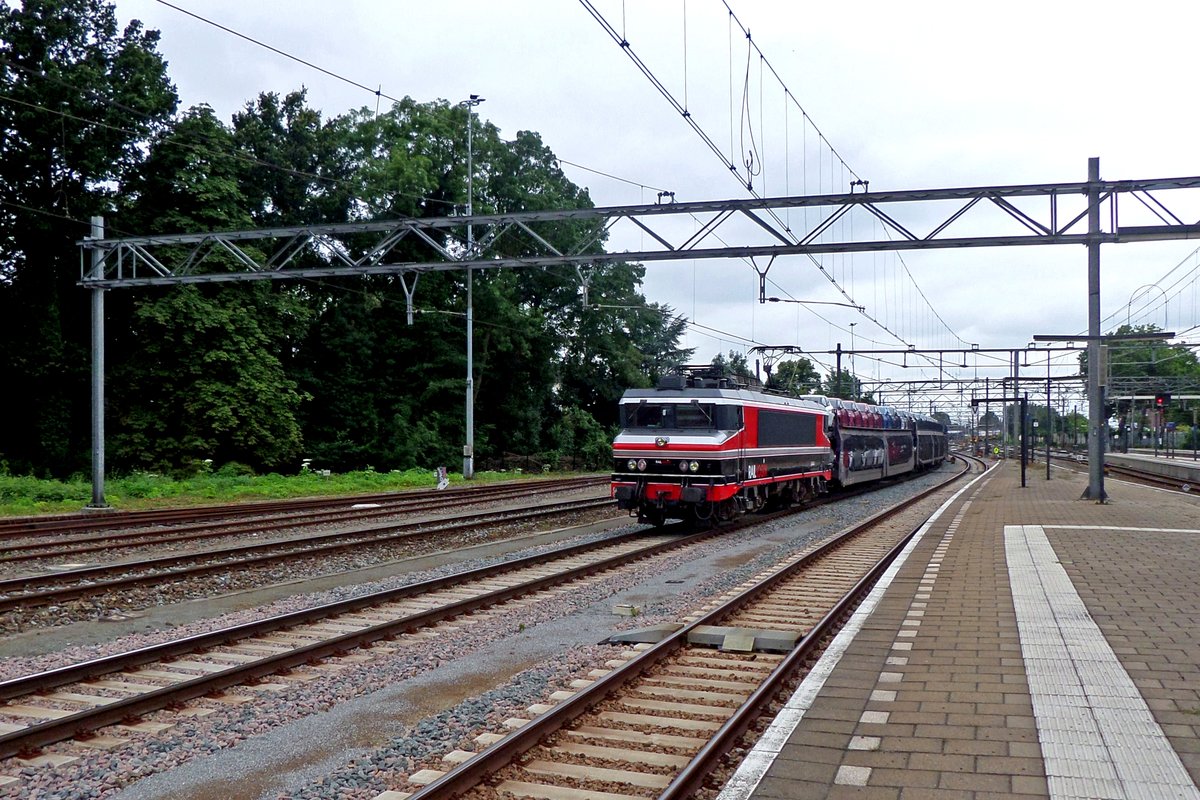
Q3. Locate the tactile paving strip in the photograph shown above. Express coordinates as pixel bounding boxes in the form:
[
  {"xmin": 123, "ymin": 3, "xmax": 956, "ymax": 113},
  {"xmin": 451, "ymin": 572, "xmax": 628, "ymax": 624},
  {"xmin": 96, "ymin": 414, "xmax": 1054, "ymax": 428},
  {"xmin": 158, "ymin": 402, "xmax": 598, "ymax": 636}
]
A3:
[{"xmin": 1005, "ymin": 524, "xmax": 1200, "ymax": 800}]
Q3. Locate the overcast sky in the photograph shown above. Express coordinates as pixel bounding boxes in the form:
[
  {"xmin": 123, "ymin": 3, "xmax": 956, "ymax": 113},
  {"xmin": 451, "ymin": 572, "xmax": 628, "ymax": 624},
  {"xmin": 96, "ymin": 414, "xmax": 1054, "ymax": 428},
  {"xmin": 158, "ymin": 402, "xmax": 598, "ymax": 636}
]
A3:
[{"xmin": 114, "ymin": 0, "xmax": 1200, "ymax": 407}]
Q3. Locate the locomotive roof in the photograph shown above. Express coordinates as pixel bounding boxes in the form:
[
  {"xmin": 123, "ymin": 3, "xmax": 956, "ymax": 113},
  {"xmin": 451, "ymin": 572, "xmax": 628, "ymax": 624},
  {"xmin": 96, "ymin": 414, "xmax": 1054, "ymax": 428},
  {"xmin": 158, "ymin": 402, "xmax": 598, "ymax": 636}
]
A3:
[
  {"xmin": 619, "ymin": 386, "xmax": 945, "ymax": 428},
  {"xmin": 619, "ymin": 386, "xmax": 829, "ymax": 413}
]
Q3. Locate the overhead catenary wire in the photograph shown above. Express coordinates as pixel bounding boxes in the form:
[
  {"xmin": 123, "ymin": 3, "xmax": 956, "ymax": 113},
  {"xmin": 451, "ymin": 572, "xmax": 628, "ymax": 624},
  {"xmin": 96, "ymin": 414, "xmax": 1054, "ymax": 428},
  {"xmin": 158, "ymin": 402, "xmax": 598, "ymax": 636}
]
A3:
[
  {"xmin": 1095, "ymin": 244, "xmax": 1200, "ymax": 333},
  {"xmin": 154, "ymin": 0, "xmax": 400, "ymax": 106},
  {"xmin": 555, "ymin": 158, "xmax": 672, "ymax": 194},
  {"xmin": 4, "ymin": 18, "xmax": 695, "ymax": 229},
  {"xmin": 579, "ymin": 0, "xmax": 966, "ymax": 364},
  {"xmin": 134, "ymin": 2, "xmax": 964, "ymax": 369},
  {"xmin": 41, "ymin": 2, "xmax": 977, "ymax": 389},
  {"xmin": 716, "ymin": 5, "xmax": 967, "ymax": 356}
]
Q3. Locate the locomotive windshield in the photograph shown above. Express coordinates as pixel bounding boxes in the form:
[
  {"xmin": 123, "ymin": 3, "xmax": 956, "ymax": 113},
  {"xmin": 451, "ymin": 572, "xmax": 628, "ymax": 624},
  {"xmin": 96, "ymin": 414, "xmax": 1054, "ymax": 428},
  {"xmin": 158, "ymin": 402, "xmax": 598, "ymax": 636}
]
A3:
[{"xmin": 622, "ymin": 402, "xmax": 741, "ymax": 431}]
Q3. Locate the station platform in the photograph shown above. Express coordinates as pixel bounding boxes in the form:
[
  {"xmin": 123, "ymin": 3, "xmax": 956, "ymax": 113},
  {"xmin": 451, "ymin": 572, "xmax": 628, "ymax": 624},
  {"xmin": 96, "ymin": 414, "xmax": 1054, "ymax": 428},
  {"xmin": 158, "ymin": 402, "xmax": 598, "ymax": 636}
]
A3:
[
  {"xmin": 1107, "ymin": 450, "xmax": 1200, "ymax": 484},
  {"xmin": 720, "ymin": 458, "xmax": 1200, "ymax": 800}
]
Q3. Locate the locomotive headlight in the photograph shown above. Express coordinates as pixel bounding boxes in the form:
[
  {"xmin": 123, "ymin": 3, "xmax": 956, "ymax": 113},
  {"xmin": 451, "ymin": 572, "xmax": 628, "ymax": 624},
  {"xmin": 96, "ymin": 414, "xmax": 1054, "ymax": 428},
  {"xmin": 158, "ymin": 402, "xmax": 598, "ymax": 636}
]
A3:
[
  {"xmin": 636, "ymin": 459, "xmax": 647, "ymax": 471},
  {"xmin": 689, "ymin": 460, "xmax": 700, "ymax": 473},
  {"xmin": 626, "ymin": 459, "xmax": 637, "ymax": 471},
  {"xmin": 678, "ymin": 460, "xmax": 689, "ymax": 472}
]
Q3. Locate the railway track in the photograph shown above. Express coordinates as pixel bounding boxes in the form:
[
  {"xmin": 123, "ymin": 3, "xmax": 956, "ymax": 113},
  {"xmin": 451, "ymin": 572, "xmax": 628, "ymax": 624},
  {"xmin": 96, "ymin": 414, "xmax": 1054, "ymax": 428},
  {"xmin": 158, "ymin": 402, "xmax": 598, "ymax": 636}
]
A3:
[
  {"xmin": 0, "ymin": 495, "xmax": 616, "ymax": 615},
  {"xmin": 0, "ymin": 526, "xmax": 728, "ymax": 760},
  {"xmin": 0, "ymin": 476, "xmax": 608, "ymax": 555},
  {"xmin": 0, "ymin": 478, "xmax": 609, "ymax": 571},
  {"xmin": 1047, "ymin": 451, "xmax": 1197, "ymax": 492},
  {"xmin": 374, "ymin": 454, "xmax": 982, "ymax": 800},
  {"xmin": 0, "ymin": 461, "xmax": 976, "ymax": 792}
]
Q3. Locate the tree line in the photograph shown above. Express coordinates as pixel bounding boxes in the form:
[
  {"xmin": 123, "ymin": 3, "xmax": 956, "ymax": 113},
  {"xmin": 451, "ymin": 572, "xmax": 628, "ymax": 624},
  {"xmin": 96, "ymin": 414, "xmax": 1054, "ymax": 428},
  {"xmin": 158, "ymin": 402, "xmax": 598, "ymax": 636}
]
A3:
[{"xmin": 0, "ymin": 0, "xmax": 697, "ymax": 477}]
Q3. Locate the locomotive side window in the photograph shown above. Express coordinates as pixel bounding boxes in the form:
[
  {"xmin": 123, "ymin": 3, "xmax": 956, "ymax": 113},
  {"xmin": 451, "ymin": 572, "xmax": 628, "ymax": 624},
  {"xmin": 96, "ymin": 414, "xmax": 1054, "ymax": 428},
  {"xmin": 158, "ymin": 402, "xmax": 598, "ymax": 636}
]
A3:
[
  {"xmin": 715, "ymin": 405, "xmax": 743, "ymax": 431},
  {"xmin": 758, "ymin": 409, "xmax": 817, "ymax": 446}
]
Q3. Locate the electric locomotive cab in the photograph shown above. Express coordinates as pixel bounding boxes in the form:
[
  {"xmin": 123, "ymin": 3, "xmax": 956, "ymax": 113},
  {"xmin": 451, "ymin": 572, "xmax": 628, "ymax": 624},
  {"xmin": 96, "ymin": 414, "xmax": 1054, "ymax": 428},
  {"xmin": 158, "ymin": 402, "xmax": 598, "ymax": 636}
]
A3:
[{"xmin": 611, "ymin": 377, "xmax": 743, "ymax": 525}]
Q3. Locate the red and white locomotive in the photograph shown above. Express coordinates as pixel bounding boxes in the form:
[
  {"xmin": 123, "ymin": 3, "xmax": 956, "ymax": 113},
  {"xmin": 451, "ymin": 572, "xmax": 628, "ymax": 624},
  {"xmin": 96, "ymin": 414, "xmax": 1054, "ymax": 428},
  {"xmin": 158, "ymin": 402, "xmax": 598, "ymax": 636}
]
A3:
[{"xmin": 610, "ymin": 371, "xmax": 947, "ymax": 525}]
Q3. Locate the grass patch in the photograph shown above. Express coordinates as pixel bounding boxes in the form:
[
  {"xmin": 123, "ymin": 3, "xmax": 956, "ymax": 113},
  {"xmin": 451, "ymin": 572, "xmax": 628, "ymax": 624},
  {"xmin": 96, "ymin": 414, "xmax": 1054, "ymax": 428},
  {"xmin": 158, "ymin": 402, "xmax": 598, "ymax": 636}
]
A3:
[{"xmin": 0, "ymin": 468, "xmax": 551, "ymax": 518}]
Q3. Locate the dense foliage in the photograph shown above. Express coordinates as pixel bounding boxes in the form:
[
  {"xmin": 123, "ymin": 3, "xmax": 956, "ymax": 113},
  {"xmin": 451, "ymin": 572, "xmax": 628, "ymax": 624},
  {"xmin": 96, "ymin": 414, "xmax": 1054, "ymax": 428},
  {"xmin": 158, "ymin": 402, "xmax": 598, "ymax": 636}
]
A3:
[
  {"xmin": 766, "ymin": 357, "xmax": 821, "ymax": 396},
  {"xmin": 0, "ymin": 0, "xmax": 692, "ymax": 479},
  {"xmin": 1094, "ymin": 324, "xmax": 1200, "ymax": 447}
]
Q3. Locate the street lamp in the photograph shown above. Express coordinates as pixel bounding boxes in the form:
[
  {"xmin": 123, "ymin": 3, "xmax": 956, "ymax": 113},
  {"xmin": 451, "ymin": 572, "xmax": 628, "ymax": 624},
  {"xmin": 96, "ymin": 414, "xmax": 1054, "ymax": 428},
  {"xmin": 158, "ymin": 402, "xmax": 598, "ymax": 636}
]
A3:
[
  {"xmin": 849, "ymin": 322, "xmax": 857, "ymax": 381},
  {"xmin": 461, "ymin": 94, "xmax": 485, "ymax": 479}
]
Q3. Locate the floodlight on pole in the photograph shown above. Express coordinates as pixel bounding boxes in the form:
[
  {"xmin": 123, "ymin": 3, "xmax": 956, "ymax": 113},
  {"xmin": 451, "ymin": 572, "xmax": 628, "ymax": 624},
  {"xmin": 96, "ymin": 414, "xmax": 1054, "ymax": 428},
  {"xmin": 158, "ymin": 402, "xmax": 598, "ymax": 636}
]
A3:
[{"xmin": 849, "ymin": 321, "xmax": 857, "ymax": 379}]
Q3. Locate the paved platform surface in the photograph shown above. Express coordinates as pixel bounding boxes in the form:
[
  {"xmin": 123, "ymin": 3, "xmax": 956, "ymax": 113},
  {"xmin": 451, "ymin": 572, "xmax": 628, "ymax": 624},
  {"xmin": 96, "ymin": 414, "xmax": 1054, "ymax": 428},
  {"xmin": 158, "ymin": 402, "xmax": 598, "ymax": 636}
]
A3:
[{"xmin": 720, "ymin": 458, "xmax": 1200, "ymax": 800}]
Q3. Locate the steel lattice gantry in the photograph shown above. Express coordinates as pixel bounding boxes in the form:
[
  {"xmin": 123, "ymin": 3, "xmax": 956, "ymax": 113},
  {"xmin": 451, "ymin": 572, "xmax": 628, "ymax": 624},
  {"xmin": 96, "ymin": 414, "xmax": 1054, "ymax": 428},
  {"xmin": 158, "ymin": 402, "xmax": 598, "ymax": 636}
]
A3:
[
  {"xmin": 77, "ymin": 159, "xmax": 1200, "ymax": 505},
  {"xmin": 81, "ymin": 171, "xmax": 1200, "ymax": 288}
]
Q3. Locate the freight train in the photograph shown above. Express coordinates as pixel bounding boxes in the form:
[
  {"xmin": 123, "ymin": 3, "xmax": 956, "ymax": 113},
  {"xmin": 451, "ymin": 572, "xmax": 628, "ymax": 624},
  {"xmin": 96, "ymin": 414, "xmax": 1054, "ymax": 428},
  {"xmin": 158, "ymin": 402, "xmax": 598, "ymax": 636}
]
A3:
[{"xmin": 610, "ymin": 372, "xmax": 948, "ymax": 525}]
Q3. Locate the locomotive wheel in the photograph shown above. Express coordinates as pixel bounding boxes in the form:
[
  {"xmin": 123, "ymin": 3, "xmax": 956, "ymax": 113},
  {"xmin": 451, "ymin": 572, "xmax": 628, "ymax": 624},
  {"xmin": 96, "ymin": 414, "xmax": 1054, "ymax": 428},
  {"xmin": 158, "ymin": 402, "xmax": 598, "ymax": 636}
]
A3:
[
  {"xmin": 778, "ymin": 485, "xmax": 797, "ymax": 508},
  {"xmin": 639, "ymin": 508, "xmax": 666, "ymax": 527}
]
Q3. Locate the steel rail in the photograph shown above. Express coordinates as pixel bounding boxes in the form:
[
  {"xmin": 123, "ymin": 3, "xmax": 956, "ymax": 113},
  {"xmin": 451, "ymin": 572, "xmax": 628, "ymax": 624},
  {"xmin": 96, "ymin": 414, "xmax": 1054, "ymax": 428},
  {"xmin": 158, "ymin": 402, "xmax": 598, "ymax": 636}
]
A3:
[
  {"xmin": 0, "ymin": 526, "xmax": 722, "ymax": 759},
  {"xmin": 1049, "ymin": 453, "xmax": 1198, "ymax": 493},
  {"xmin": 0, "ymin": 497, "xmax": 614, "ymax": 613},
  {"xmin": 1101, "ymin": 463, "xmax": 1194, "ymax": 491},
  {"xmin": 0, "ymin": 476, "xmax": 606, "ymax": 537},
  {"xmin": 405, "ymin": 456, "xmax": 972, "ymax": 799},
  {"xmin": 0, "ymin": 478, "xmax": 608, "ymax": 562},
  {"xmin": 661, "ymin": 457, "xmax": 983, "ymax": 797}
]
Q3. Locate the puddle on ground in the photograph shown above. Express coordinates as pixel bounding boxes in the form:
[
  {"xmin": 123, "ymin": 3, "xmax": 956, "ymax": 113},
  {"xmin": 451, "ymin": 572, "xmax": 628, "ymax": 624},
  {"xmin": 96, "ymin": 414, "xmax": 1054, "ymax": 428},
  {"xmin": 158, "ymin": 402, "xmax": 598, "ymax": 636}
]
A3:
[{"xmin": 157, "ymin": 654, "xmax": 544, "ymax": 800}]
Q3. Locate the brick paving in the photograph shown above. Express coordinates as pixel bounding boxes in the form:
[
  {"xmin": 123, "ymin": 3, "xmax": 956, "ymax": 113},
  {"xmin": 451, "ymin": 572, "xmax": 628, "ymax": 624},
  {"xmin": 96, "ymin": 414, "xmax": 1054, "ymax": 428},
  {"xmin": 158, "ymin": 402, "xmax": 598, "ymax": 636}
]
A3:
[{"xmin": 738, "ymin": 459, "xmax": 1200, "ymax": 800}]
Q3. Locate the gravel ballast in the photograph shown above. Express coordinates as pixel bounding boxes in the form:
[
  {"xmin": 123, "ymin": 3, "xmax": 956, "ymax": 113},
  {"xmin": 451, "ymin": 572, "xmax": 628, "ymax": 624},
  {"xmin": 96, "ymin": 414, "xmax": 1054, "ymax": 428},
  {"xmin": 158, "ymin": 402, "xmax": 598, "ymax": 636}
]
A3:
[{"xmin": 0, "ymin": 467, "xmax": 957, "ymax": 799}]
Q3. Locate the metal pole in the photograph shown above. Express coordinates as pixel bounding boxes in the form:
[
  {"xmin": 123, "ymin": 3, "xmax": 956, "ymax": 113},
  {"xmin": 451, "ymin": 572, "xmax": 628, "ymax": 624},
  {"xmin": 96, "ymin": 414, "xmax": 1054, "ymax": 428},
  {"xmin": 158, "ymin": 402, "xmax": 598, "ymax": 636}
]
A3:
[
  {"xmin": 1020, "ymin": 395, "xmax": 1028, "ymax": 488},
  {"xmin": 984, "ymin": 377, "xmax": 990, "ymax": 457},
  {"xmin": 462, "ymin": 95, "xmax": 484, "ymax": 480},
  {"xmin": 88, "ymin": 216, "xmax": 107, "ymax": 509},
  {"xmin": 1013, "ymin": 350, "xmax": 1021, "ymax": 466},
  {"xmin": 1046, "ymin": 351, "xmax": 1051, "ymax": 480},
  {"xmin": 835, "ymin": 343, "xmax": 842, "ymax": 394},
  {"xmin": 1083, "ymin": 157, "xmax": 1107, "ymax": 501},
  {"xmin": 849, "ymin": 323, "xmax": 856, "ymax": 384},
  {"xmin": 1147, "ymin": 402, "xmax": 1156, "ymax": 460}
]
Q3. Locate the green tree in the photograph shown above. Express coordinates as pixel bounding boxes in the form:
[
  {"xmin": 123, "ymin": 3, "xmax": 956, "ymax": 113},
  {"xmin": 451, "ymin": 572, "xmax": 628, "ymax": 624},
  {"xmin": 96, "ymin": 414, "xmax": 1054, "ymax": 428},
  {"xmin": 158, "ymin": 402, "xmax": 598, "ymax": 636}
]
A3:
[
  {"xmin": 110, "ymin": 106, "xmax": 309, "ymax": 472},
  {"xmin": 280, "ymin": 98, "xmax": 468, "ymax": 469},
  {"xmin": 232, "ymin": 89, "xmax": 352, "ymax": 226},
  {"xmin": 295, "ymin": 98, "xmax": 690, "ymax": 467},
  {"xmin": 822, "ymin": 368, "xmax": 862, "ymax": 400},
  {"xmin": 768, "ymin": 358, "xmax": 820, "ymax": 396},
  {"xmin": 709, "ymin": 351, "xmax": 755, "ymax": 383},
  {"xmin": 549, "ymin": 405, "xmax": 611, "ymax": 470},
  {"xmin": 0, "ymin": 0, "xmax": 176, "ymax": 475}
]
